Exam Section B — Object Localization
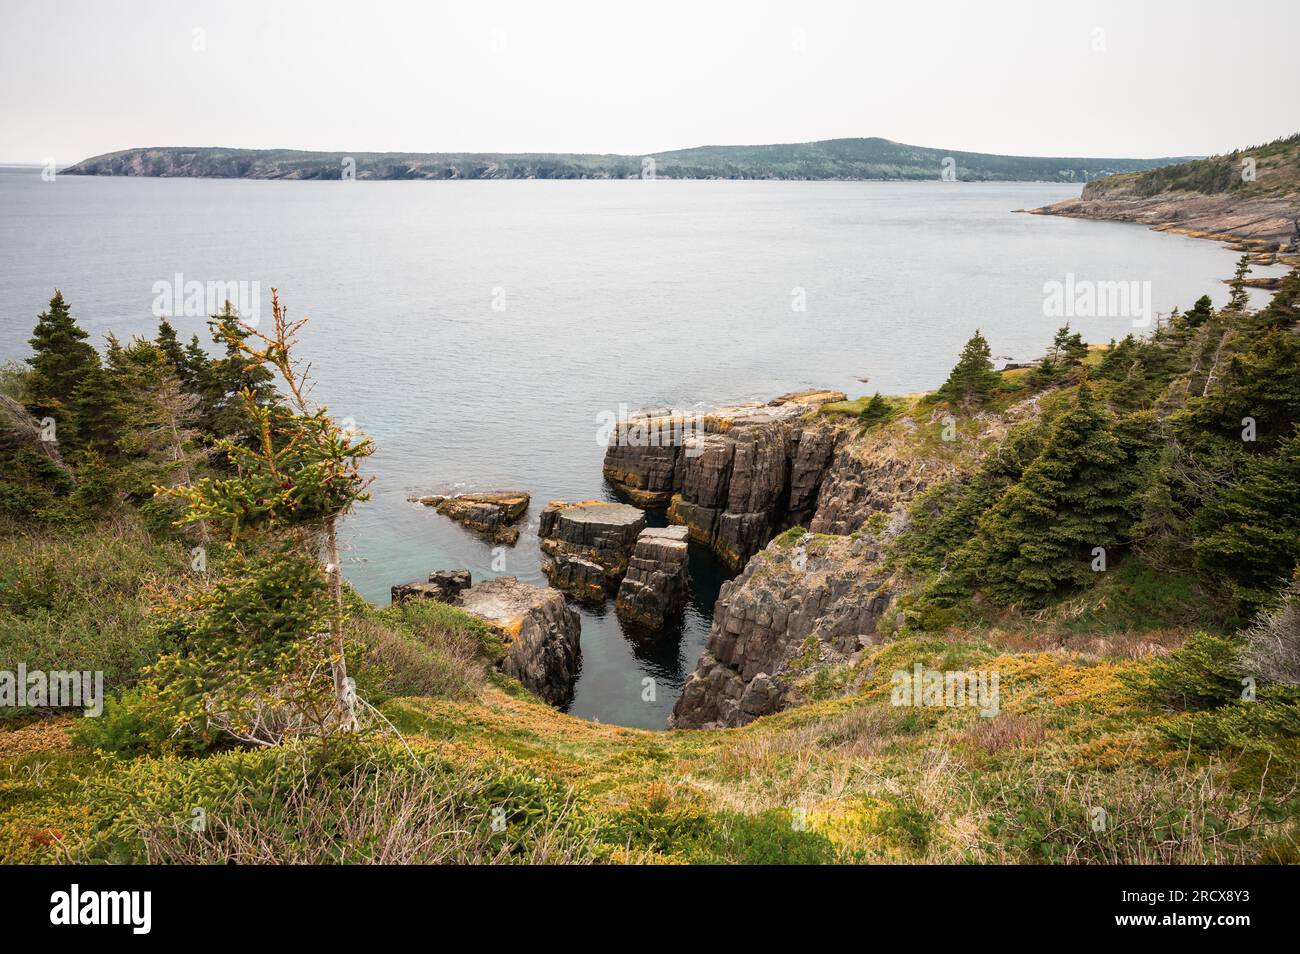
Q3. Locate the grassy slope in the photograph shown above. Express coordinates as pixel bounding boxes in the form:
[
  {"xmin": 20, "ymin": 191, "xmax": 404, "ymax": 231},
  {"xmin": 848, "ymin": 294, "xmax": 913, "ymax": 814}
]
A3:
[{"xmin": 5, "ymin": 624, "xmax": 1294, "ymax": 863}]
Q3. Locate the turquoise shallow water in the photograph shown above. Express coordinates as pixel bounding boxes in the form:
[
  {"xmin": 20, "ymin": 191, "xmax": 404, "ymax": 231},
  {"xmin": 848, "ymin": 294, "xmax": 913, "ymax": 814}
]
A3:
[{"xmin": 0, "ymin": 168, "xmax": 1282, "ymax": 727}]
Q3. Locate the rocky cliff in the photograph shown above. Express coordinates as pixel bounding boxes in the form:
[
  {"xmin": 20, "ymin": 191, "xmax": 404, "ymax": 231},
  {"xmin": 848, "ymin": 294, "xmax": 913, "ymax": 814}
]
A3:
[
  {"xmin": 603, "ymin": 390, "xmax": 848, "ymax": 571},
  {"xmin": 670, "ymin": 397, "xmax": 1042, "ymax": 728}
]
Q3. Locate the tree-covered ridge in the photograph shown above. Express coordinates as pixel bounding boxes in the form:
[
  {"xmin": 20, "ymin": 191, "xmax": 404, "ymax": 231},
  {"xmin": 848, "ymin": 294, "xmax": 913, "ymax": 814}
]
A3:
[
  {"xmin": 61, "ymin": 138, "xmax": 1195, "ymax": 182},
  {"xmin": 1084, "ymin": 133, "xmax": 1300, "ymax": 199}
]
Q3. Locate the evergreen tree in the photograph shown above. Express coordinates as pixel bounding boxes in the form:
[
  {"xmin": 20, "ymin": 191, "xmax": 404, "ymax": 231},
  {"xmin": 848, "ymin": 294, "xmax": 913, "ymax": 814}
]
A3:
[
  {"xmin": 936, "ymin": 330, "xmax": 1000, "ymax": 406},
  {"xmin": 857, "ymin": 392, "xmax": 893, "ymax": 429},
  {"xmin": 155, "ymin": 319, "xmax": 187, "ymax": 373},
  {"xmin": 201, "ymin": 302, "xmax": 276, "ymax": 445},
  {"xmin": 1029, "ymin": 324, "xmax": 1088, "ymax": 389},
  {"xmin": 1194, "ymin": 427, "xmax": 1300, "ymax": 613},
  {"xmin": 69, "ymin": 361, "xmax": 128, "ymax": 459},
  {"xmin": 1254, "ymin": 266, "xmax": 1300, "ymax": 331},
  {"xmin": 961, "ymin": 380, "xmax": 1133, "ymax": 605},
  {"xmin": 1183, "ymin": 295, "xmax": 1214, "ymax": 329},
  {"xmin": 1227, "ymin": 254, "xmax": 1252, "ymax": 313},
  {"xmin": 1052, "ymin": 323, "xmax": 1089, "ymax": 366},
  {"xmin": 25, "ymin": 291, "xmax": 99, "ymax": 438},
  {"xmin": 158, "ymin": 291, "xmax": 373, "ymax": 738},
  {"xmin": 182, "ymin": 334, "xmax": 211, "ymax": 395}
]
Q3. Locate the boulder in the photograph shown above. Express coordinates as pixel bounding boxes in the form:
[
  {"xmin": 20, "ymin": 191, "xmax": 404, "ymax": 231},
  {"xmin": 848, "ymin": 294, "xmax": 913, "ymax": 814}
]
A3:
[
  {"xmin": 391, "ymin": 569, "xmax": 472, "ymax": 606},
  {"xmin": 538, "ymin": 500, "xmax": 646, "ymax": 602},
  {"xmin": 456, "ymin": 576, "xmax": 581, "ymax": 707},
  {"xmin": 615, "ymin": 525, "xmax": 691, "ymax": 631},
  {"xmin": 416, "ymin": 491, "xmax": 529, "ymax": 545}
]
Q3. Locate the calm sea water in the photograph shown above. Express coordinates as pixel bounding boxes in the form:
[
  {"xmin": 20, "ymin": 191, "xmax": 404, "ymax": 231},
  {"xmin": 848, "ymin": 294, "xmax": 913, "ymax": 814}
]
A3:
[{"xmin": 0, "ymin": 168, "xmax": 1281, "ymax": 727}]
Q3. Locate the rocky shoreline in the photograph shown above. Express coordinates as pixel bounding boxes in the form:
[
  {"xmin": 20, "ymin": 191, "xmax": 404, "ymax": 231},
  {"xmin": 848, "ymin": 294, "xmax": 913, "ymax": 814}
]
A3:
[{"xmin": 1025, "ymin": 183, "xmax": 1300, "ymax": 264}]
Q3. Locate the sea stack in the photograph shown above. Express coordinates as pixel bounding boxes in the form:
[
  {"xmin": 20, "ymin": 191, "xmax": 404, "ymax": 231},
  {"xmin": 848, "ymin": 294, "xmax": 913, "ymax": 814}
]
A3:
[
  {"xmin": 615, "ymin": 525, "xmax": 691, "ymax": 631},
  {"xmin": 538, "ymin": 500, "xmax": 646, "ymax": 602}
]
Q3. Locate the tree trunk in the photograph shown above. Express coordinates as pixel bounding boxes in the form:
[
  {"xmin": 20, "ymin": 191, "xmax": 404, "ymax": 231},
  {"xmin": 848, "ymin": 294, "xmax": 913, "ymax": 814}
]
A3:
[{"xmin": 325, "ymin": 517, "xmax": 358, "ymax": 731}]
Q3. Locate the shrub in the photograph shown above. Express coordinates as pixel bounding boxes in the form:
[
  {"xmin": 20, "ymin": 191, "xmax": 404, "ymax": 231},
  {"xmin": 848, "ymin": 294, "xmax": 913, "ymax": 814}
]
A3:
[
  {"xmin": 0, "ymin": 519, "xmax": 186, "ymax": 709},
  {"xmin": 1124, "ymin": 632, "xmax": 1246, "ymax": 711}
]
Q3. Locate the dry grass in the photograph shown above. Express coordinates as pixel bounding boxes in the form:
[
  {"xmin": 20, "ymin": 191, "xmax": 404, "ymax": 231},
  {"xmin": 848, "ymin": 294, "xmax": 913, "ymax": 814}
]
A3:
[
  {"xmin": 140, "ymin": 766, "xmax": 599, "ymax": 865},
  {"xmin": 963, "ymin": 714, "xmax": 1047, "ymax": 754}
]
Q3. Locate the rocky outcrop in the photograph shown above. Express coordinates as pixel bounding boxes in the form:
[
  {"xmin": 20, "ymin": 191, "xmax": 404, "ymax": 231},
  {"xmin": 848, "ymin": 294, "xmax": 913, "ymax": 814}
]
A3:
[
  {"xmin": 615, "ymin": 526, "xmax": 691, "ymax": 631},
  {"xmin": 416, "ymin": 491, "xmax": 530, "ymax": 544},
  {"xmin": 670, "ymin": 532, "xmax": 897, "ymax": 728},
  {"xmin": 603, "ymin": 390, "xmax": 848, "ymax": 570},
  {"xmin": 391, "ymin": 569, "xmax": 472, "ymax": 606},
  {"xmin": 811, "ymin": 440, "xmax": 933, "ymax": 535},
  {"xmin": 1030, "ymin": 190, "xmax": 1300, "ymax": 252},
  {"xmin": 456, "ymin": 576, "xmax": 581, "ymax": 707},
  {"xmin": 538, "ymin": 500, "xmax": 646, "ymax": 602},
  {"xmin": 668, "ymin": 394, "xmax": 1045, "ymax": 728},
  {"xmin": 1027, "ymin": 154, "xmax": 1300, "ymax": 257}
]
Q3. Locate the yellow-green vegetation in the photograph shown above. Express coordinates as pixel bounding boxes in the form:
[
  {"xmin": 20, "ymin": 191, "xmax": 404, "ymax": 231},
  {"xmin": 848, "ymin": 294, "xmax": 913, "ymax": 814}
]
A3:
[{"xmin": 4, "ymin": 578, "xmax": 1297, "ymax": 863}]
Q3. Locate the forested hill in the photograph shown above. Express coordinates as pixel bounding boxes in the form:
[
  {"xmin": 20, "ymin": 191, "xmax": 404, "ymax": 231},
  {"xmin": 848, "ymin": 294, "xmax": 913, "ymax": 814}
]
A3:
[{"xmin": 61, "ymin": 138, "xmax": 1193, "ymax": 182}]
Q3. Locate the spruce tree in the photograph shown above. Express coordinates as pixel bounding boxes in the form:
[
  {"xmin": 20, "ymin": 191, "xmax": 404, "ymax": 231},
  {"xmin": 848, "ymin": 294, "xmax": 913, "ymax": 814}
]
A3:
[
  {"xmin": 963, "ymin": 380, "xmax": 1133, "ymax": 605},
  {"xmin": 1183, "ymin": 295, "xmax": 1214, "ymax": 329},
  {"xmin": 857, "ymin": 392, "xmax": 893, "ymax": 429},
  {"xmin": 155, "ymin": 319, "xmax": 188, "ymax": 377},
  {"xmin": 25, "ymin": 291, "xmax": 99, "ymax": 436},
  {"xmin": 937, "ymin": 330, "xmax": 1000, "ymax": 406},
  {"xmin": 69, "ymin": 362, "xmax": 128, "ymax": 459},
  {"xmin": 182, "ymin": 334, "xmax": 211, "ymax": 394},
  {"xmin": 1254, "ymin": 266, "xmax": 1299, "ymax": 331},
  {"xmin": 1227, "ymin": 254, "xmax": 1252, "ymax": 313},
  {"xmin": 1194, "ymin": 427, "xmax": 1300, "ymax": 613},
  {"xmin": 202, "ymin": 302, "xmax": 276, "ymax": 446},
  {"xmin": 159, "ymin": 291, "xmax": 373, "ymax": 738}
]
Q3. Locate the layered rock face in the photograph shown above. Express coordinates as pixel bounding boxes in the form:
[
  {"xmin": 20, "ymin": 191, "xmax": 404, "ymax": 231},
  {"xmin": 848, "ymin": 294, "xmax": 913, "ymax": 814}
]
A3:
[
  {"xmin": 669, "ymin": 398, "xmax": 1040, "ymax": 729},
  {"xmin": 615, "ymin": 526, "xmax": 691, "ymax": 631},
  {"xmin": 415, "ymin": 491, "xmax": 530, "ymax": 544},
  {"xmin": 456, "ymin": 576, "xmax": 581, "ymax": 707},
  {"xmin": 538, "ymin": 500, "xmax": 646, "ymax": 602},
  {"xmin": 1029, "ymin": 183, "xmax": 1300, "ymax": 252},
  {"xmin": 670, "ymin": 533, "xmax": 895, "ymax": 728},
  {"xmin": 603, "ymin": 390, "xmax": 847, "ymax": 571},
  {"xmin": 810, "ymin": 439, "xmax": 932, "ymax": 535},
  {"xmin": 391, "ymin": 569, "xmax": 473, "ymax": 605}
]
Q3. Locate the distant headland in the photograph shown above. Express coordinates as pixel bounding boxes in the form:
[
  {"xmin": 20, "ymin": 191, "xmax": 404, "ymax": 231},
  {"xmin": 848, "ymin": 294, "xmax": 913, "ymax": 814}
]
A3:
[{"xmin": 60, "ymin": 137, "xmax": 1195, "ymax": 183}]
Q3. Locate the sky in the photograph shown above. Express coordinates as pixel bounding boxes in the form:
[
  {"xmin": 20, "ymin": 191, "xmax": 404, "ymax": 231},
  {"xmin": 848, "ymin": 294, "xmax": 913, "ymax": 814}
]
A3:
[{"xmin": 1, "ymin": 0, "xmax": 1297, "ymax": 164}]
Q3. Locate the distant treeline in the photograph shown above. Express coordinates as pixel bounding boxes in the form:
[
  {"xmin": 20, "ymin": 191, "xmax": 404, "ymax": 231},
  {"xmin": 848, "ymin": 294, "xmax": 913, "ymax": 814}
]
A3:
[{"xmin": 62, "ymin": 138, "xmax": 1195, "ymax": 183}]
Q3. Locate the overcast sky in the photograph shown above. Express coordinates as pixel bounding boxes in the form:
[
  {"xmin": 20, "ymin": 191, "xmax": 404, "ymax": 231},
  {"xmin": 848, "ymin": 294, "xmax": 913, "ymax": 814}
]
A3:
[{"xmin": 1, "ymin": 0, "xmax": 1297, "ymax": 164}]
